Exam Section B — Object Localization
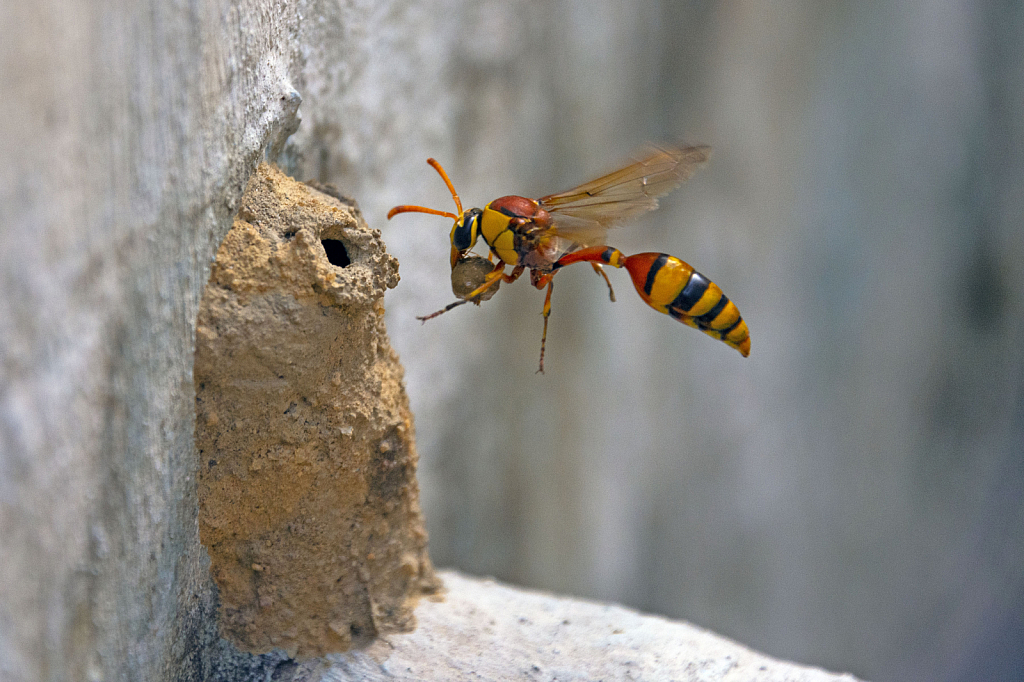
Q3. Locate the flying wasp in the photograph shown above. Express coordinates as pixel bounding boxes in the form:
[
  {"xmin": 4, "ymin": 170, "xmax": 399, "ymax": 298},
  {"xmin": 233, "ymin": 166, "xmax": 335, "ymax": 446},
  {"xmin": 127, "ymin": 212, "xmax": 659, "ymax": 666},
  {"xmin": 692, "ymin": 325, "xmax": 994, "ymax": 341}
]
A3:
[{"xmin": 388, "ymin": 144, "xmax": 750, "ymax": 372}]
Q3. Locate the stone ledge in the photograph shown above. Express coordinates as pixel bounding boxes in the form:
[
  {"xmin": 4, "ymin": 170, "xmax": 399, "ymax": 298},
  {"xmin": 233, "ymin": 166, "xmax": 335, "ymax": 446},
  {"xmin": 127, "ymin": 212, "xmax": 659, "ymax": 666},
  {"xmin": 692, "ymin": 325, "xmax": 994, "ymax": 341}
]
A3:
[{"xmin": 320, "ymin": 570, "xmax": 862, "ymax": 682}]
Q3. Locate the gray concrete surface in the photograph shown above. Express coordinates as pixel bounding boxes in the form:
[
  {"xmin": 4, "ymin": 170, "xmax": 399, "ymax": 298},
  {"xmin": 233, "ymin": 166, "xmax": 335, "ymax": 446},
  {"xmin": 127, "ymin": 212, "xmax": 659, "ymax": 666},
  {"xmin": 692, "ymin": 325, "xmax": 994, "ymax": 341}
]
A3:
[
  {"xmin": 0, "ymin": 1, "xmax": 306, "ymax": 679},
  {"xmin": 322, "ymin": 571, "xmax": 861, "ymax": 682}
]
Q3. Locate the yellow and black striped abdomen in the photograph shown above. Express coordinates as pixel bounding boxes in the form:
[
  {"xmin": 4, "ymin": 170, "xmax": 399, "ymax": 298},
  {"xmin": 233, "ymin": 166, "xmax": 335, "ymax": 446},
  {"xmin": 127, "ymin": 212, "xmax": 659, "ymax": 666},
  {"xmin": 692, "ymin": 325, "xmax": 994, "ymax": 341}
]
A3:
[{"xmin": 623, "ymin": 252, "xmax": 750, "ymax": 357}]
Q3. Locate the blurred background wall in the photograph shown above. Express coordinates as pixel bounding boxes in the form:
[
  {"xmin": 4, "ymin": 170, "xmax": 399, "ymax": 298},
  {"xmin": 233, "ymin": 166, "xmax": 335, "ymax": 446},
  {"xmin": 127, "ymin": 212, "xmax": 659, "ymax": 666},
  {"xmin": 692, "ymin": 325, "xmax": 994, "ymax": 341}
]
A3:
[{"xmin": 296, "ymin": 2, "xmax": 1024, "ymax": 681}]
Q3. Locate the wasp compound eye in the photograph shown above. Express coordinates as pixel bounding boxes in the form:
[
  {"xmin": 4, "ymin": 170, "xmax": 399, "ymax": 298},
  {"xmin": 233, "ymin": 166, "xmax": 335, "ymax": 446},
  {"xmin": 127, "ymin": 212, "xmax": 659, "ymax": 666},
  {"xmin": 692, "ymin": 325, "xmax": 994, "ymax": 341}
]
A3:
[{"xmin": 450, "ymin": 209, "xmax": 481, "ymax": 251}]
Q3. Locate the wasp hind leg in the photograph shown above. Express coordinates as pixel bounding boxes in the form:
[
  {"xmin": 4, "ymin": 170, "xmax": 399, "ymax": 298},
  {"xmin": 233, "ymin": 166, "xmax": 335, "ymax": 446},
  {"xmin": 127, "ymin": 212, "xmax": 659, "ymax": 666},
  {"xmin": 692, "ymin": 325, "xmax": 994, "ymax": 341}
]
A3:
[{"xmin": 590, "ymin": 263, "xmax": 616, "ymax": 302}]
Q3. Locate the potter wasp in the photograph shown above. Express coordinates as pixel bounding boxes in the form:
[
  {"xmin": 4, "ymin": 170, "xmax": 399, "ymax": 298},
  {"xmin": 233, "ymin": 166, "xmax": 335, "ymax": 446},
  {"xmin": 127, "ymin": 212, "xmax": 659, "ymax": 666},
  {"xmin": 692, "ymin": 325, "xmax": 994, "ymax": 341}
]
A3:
[{"xmin": 388, "ymin": 144, "xmax": 750, "ymax": 372}]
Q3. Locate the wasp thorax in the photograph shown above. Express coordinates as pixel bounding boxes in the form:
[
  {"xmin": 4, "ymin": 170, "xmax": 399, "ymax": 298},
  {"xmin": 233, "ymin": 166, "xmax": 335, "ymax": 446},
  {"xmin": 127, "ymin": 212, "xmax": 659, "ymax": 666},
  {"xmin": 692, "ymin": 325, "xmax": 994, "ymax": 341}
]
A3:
[{"xmin": 450, "ymin": 208, "xmax": 482, "ymax": 251}]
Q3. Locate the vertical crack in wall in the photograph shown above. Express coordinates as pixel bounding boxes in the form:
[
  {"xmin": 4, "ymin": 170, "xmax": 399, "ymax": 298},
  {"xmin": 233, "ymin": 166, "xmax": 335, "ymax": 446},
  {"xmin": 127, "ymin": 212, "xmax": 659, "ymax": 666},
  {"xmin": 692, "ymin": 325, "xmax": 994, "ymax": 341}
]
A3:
[{"xmin": 194, "ymin": 163, "xmax": 440, "ymax": 659}]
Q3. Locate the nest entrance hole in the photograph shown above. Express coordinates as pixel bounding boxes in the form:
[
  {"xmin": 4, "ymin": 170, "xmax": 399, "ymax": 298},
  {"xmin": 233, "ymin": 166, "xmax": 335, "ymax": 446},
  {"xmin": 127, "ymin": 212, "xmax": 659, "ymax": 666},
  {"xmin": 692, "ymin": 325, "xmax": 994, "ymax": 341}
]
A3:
[{"xmin": 322, "ymin": 239, "xmax": 351, "ymax": 268}]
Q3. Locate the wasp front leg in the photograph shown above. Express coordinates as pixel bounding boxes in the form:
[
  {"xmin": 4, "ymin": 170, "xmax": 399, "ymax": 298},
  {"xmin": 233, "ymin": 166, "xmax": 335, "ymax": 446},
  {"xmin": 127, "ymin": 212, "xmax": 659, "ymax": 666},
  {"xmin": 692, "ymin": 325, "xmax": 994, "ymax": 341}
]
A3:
[
  {"xmin": 416, "ymin": 298, "xmax": 471, "ymax": 322},
  {"xmin": 419, "ymin": 263, "xmax": 524, "ymax": 322},
  {"xmin": 458, "ymin": 261, "xmax": 517, "ymax": 301}
]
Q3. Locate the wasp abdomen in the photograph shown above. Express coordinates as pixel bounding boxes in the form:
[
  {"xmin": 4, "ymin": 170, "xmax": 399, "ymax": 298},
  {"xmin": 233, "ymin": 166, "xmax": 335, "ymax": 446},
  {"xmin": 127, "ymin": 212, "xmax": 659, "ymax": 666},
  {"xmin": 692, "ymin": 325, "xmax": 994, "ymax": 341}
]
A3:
[{"xmin": 624, "ymin": 252, "xmax": 750, "ymax": 357}]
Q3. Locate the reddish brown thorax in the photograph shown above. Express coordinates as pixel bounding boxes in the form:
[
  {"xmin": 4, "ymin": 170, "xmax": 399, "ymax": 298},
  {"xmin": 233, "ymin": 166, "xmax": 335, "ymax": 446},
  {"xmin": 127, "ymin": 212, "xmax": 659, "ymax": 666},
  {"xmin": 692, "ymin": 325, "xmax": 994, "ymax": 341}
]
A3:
[{"xmin": 488, "ymin": 195, "xmax": 552, "ymax": 227}]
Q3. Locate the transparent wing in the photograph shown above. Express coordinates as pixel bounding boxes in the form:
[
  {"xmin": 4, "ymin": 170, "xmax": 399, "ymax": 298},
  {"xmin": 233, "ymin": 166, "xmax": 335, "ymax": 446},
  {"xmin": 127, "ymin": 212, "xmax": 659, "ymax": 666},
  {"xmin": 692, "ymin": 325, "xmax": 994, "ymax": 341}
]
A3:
[
  {"xmin": 540, "ymin": 144, "xmax": 711, "ymax": 245},
  {"xmin": 521, "ymin": 233, "xmax": 584, "ymax": 269}
]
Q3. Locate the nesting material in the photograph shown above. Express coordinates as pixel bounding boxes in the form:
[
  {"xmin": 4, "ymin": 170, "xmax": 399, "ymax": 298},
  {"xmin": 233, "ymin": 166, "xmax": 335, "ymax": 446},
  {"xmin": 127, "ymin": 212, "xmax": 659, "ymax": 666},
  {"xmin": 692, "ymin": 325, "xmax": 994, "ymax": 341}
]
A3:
[
  {"xmin": 450, "ymin": 255, "xmax": 500, "ymax": 301},
  {"xmin": 194, "ymin": 163, "xmax": 439, "ymax": 658}
]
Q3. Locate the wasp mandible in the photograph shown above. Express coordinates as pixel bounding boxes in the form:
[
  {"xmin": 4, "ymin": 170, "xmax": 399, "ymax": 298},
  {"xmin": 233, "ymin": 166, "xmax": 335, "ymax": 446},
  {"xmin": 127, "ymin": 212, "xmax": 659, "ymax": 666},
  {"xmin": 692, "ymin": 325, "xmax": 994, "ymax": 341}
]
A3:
[{"xmin": 388, "ymin": 144, "xmax": 750, "ymax": 372}]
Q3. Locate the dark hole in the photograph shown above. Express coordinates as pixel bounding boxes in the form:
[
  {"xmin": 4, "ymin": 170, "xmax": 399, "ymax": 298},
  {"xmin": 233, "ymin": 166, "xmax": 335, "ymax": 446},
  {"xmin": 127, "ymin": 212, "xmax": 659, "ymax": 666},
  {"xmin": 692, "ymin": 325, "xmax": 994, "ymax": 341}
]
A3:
[{"xmin": 322, "ymin": 239, "xmax": 351, "ymax": 267}]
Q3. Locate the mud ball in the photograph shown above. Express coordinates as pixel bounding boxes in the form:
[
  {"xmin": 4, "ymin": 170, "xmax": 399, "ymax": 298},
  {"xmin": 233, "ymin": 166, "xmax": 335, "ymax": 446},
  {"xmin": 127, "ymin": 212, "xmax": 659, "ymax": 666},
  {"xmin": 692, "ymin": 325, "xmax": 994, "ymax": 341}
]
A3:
[{"xmin": 451, "ymin": 255, "xmax": 500, "ymax": 302}]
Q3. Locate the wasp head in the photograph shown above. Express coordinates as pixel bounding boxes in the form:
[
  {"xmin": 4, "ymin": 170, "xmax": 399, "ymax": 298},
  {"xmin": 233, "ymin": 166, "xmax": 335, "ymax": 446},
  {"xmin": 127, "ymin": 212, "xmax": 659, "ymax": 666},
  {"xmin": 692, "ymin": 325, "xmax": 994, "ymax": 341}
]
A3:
[
  {"xmin": 449, "ymin": 208, "xmax": 483, "ymax": 267},
  {"xmin": 450, "ymin": 208, "xmax": 482, "ymax": 252}
]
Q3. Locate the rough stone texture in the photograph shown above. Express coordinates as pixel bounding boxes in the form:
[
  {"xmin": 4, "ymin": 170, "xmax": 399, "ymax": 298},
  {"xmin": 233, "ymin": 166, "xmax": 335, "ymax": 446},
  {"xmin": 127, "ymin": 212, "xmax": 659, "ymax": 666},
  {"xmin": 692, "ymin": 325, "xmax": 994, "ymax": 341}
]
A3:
[
  {"xmin": 0, "ymin": 1, "xmax": 306, "ymax": 680},
  {"xmin": 0, "ymin": 0, "xmax": 482, "ymax": 678},
  {"xmin": 0, "ymin": 2, "xmax": 471, "ymax": 677},
  {"xmin": 320, "ymin": 571, "xmax": 861, "ymax": 682},
  {"xmin": 195, "ymin": 164, "xmax": 439, "ymax": 658}
]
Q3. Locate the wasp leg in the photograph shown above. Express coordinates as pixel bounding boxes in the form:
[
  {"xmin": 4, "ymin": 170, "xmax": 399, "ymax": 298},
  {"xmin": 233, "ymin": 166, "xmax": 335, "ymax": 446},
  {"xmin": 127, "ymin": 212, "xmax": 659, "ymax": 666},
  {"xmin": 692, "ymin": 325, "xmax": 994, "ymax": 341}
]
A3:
[
  {"xmin": 590, "ymin": 262, "xmax": 616, "ymax": 302},
  {"xmin": 418, "ymin": 269, "xmax": 503, "ymax": 322},
  {"xmin": 464, "ymin": 263, "xmax": 523, "ymax": 300},
  {"xmin": 420, "ymin": 263, "xmax": 524, "ymax": 323},
  {"xmin": 503, "ymin": 264, "xmax": 525, "ymax": 284},
  {"xmin": 459, "ymin": 263, "xmax": 508, "ymax": 300},
  {"xmin": 536, "ymin": 274, "xmax": 555, "ymax": 374},
  {"xmin": 417, "ymin": 298, "xmax": 471, "ymax": 322}
]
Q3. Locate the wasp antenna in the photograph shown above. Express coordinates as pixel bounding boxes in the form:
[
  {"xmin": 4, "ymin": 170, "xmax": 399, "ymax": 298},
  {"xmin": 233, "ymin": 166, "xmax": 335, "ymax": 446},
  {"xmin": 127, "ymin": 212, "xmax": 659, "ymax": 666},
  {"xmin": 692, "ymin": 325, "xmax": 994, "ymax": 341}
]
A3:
[
  {"xmin": 387, "ymin": 205, "xmax": 459, "ymax": 221},
  {"xmin": 426, "ymin": 158, "xmax": 464, "ymax": 215}
]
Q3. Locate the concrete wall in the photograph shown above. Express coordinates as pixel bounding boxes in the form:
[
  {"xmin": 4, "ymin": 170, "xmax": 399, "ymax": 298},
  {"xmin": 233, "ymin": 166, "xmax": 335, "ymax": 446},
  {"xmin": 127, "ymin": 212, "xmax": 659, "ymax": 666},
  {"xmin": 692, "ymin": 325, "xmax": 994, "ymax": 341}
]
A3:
[{"xmin": 2, "ymin": 0, "xmax": 301, "ymax": 678}]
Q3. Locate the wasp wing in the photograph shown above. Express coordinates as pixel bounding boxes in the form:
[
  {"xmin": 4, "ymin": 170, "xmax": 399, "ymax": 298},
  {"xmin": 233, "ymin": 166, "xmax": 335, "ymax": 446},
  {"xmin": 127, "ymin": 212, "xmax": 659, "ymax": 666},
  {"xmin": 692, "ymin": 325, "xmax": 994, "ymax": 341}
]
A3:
[
  {"xmin": 539, "ymin": 144, "xmax": 710, "ymax": 246},
  {"xmin": 520, "ymin": 233, "xmax": 583, "ymax": 269}
]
